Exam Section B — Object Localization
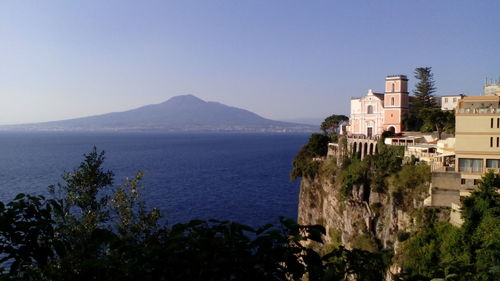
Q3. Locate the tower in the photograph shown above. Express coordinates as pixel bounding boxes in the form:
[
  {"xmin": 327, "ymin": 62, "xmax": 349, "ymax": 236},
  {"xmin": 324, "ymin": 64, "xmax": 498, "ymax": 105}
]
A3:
[{"xmin": 383, "ymin": 75, "xmax": 409, "ymax": 133}]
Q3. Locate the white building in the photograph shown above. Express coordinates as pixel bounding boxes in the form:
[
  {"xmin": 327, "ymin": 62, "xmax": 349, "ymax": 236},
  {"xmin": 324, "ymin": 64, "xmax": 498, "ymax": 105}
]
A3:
[
  {"xmin": 348, "ymin": 89, "xmax": 385, "ymax": 137},
  {"xmin": 441, "ymin": 94, "xmax": 465, "ymax": 111}
]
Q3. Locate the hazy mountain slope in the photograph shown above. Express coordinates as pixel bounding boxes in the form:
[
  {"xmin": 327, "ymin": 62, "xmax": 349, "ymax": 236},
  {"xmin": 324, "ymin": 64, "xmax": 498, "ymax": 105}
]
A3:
[{"xmin": 3, "ymin": 95, "xmax": 316, "ymax": 132}]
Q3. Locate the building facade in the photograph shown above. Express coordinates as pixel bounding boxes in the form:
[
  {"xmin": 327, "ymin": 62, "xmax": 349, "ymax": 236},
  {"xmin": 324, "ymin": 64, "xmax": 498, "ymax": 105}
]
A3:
[
  {"xmin": 455, "ymin": 95, "xmax": 500, "ymax": 187},
  {"xmin": 441, "ymin": 94, "xmax": 465, "ymax": 111},
  {"xmin": 484, "ymin": 78, "xmax": 500, "ymax": 96},
  {"xmin": 348, "ymin": 75, "xmax": 409, "ymax": 137}
]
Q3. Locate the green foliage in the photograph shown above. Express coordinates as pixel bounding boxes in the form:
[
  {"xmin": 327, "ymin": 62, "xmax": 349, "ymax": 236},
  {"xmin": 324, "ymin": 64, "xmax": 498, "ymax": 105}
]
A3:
[
  {"xmin": 320, "ymin": 156, "xmax": 338, "ymax": 178},
  {"xmin": 0, "ymin": 194, "xmax": 59, "ymax": 279},
  {"xmin": 397, "ymin": 231, "xmax": 410, "ymax": 242},
  {"xmin": 412, "ymin": 67, "xmax": 437, "ymax": 111},
  {"xmin": 389, "ymin": 164, "xmax": 431, "ymax": 210},
  {"xmin": 406, "ymin": 67, "xmax": 438, "ymax": 131},
  {"xmin": 111, "ymin": 171, "xmax": 161, "ymax": 241},
  {"xmin": 290, "ymin": 134, "xmax": 330, "ymax": 180},
  {"xmin": 328, "ymin": 228, "xmax": 342, "ymax": 248},
  {"xmin": 366, "ymin": 142, "xmax": 404, "ymax": 193},
  {"xmin": 381, "ymin": 130, "xmax": 396, "ymax": 138},
  {"xmin": 338, "ymin": 141, "xmax": 405, "ymax": 200},
  {"xmin": 418, "ymin": 108, "xmax": 455, "ymax": 139},
  {"xmin": 322, "ymin": 246, "xmax": 392, "ymax": 281},
  {"xmin": 339, "ymin": 157, "xmax": 368, "ymax": 200},
  {"xmin": 352, "ymin": 234, "xmax": 379, "ymax": 253},
  {"xmin": 370, "ymin": 202, "xmax": 384, "ymax": 217},
  {"xmin": 398, "ymin": 172, "xmax": 500, "ymax": 281},
  {"xmin": 320, "ymin": 114, "xmax": 349, "ymax": 135}
]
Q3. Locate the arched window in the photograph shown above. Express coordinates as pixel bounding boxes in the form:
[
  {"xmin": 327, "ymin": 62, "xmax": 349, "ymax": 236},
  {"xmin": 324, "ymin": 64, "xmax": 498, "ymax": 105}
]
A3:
[
  {"xmin": 392, "ymin": 83, "xmax": 395, "ymax": 92},
  {"xmin": 391, "ymin": 97, "xmax": 395, "ymax": 106},
  {"xmin": 367, "ymin": 105, "xmax": 373, "ymax": 114}
]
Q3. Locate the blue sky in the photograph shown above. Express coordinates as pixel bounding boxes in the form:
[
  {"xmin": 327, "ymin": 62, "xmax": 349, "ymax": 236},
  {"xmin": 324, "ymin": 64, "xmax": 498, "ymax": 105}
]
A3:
[{"xmin": 1, "ymin": 0, "xmax": 499, "ymax": 124}]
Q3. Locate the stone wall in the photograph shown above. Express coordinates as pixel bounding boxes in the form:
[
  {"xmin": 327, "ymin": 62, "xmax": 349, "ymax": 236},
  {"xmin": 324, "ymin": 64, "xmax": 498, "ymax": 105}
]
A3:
[{"xmin": 431, "ymin": 172, "xmax": 461, "ymax": 190}]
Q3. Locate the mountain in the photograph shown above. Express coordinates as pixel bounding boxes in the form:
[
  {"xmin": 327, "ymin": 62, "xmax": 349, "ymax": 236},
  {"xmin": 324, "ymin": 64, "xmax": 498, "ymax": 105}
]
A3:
[{"xmin": 2, "ymin": 95, "xmax": 316, "ymax": 132}]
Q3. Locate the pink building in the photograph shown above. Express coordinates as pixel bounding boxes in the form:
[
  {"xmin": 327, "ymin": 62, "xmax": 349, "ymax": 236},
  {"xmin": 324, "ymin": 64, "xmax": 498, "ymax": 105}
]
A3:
[{"xmin": 347, "ymin": 75, "xmax": 409, "ymax": 137}]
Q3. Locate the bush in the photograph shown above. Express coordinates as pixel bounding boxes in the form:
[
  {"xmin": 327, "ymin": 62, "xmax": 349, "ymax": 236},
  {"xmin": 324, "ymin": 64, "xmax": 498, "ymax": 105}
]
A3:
[
  {"xmin": 381, "ymin": 130, "xmax": 395, "ymax": 138},
  {"xmin": 352, "ymin": 234, "xmax": 379, "ymax": 253},
  {"xmin": 290, "ymin": 134, "xmax": 330, "ymax": 180},
  {"xmin": 397, "ymin": 231, "xmax": 410, "ymax": 242},
  {"xmin": 339, "ymin": 157, "xmax": 368, "ymax": 200}
]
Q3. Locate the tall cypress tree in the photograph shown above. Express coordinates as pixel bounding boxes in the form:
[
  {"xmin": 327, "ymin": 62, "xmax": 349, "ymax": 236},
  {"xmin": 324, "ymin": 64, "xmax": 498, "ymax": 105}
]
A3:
[{"xmin": 412, "ymin": 67, "xmax": 437, "ymax": 112}]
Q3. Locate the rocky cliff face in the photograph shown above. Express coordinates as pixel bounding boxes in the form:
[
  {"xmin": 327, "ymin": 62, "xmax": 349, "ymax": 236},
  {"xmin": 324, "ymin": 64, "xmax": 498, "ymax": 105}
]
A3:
[{"xmin": 297, "ymin": 159, "xmax": 430, "ymax": 277}]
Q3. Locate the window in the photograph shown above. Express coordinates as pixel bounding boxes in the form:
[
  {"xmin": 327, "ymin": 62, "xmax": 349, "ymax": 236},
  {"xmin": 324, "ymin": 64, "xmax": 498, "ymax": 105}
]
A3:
[
  {"xmin": 491, "ymin": 137, "xmax": 494, "ymax": 147},
  {"xmin": 453, "ymin": 98, "xmax": 457, "ymax": 102},
  {"xmin": 497, "ymin": 118, "xmax": 499, "ymax": 128},
  {"xmin": 474, "ymin": 179, "xmax": 480, "ymax": 186},
  {"xmin": 391, "ymin": 97, "xmax": 395, "ymax": 106},
  {"xmin": 392, "ymin": 83, "xmax": 395, "ymax": 92},
  {"xmin": 497, "ymin": 137, "xmax": 499, "ymax": 147},
  {"xmin": 461, "ymin": 179, "xmax": 466, "ymax": 185},
  {"xmin": 492, "ymin": 118, "xmax": 494, "ymax": 128},
  {"xmin": 459, "ymin": 158, "xmax": 483, "ymax": 173},
  {"xmin": 486, "ymin": 159, "xmax": 500, "ymax": 169},
  {"xmin": 445, "ymin": 98, "xmax": 448, "ymax": 103},
  {"xmin": 367, "ymin": 105, "xmax": 373, "ymax": 114}
]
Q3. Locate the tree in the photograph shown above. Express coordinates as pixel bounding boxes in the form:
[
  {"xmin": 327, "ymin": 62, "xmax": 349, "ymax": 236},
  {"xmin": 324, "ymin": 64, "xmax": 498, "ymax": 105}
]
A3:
[
  {"xmin": 290, "ymin": 133, "xmax": 331, "ymax": 180},
  {"xmin": 418, "ymin": 108, "xmax": 455, "ymax": 139},
  {"xmin": 412, "ymin": 67, "xmax": 437, "ymax": 112},
  {"xmin": 320, "ymin": 114, "xmax": 349, "ymax": 136}
]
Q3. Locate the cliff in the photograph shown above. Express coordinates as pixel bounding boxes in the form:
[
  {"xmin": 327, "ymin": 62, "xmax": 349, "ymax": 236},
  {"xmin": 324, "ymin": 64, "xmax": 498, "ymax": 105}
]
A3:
[
  {"xmin": 294, "ymin": 136, "xmax": 444, "ymax": 278},
  {"xmin": 298, "ymin": 173, "xmax": 413, "ymax": 252}
]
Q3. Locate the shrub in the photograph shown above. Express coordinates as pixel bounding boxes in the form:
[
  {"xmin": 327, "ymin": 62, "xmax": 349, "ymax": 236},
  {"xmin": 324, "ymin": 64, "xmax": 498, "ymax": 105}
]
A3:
[
  {"xmin": 397, "ymin": 231, "xmax": 410, "ymax": 242},
  {"xmin": 290, "ymin": 134, "xmax": 330, "ymax": 180}
]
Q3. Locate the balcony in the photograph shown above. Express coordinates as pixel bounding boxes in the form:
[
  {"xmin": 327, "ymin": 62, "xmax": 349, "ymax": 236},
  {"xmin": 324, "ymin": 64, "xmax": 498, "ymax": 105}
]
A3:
[{"xmin": 457, "ymin": 108, "xmax": 500, "ymax": 114}]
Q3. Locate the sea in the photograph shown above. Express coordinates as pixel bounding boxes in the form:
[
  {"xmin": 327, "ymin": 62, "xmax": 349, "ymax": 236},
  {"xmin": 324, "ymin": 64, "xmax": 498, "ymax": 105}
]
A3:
[{"xmin": 0, "ymin": 132, "xmax": 309, "ymax": 227}]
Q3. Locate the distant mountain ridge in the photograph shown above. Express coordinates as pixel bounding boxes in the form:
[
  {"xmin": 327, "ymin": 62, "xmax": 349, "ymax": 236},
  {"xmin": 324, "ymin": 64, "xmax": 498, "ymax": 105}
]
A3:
[{"xmin": 1, "ymin": 95, "xmax": 316, "ymax": 132}]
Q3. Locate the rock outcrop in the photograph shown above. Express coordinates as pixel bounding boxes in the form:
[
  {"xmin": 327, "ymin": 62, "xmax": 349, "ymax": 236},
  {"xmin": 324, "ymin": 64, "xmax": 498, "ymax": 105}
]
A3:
[{"xmin": 296, "ymin": 157, "xmax": 434, "ymax": 278}]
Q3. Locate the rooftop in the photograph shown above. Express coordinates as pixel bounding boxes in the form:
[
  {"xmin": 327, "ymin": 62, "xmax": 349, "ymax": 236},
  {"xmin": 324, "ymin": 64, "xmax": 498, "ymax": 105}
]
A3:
[{"xmin": 386, "ymin": 75, "xmax": 407, "ymax": 78}]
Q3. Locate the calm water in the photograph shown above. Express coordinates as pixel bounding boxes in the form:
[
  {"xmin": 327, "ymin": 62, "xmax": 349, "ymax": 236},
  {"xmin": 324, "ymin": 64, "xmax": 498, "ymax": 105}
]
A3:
[{"xmin": 0, "ymin": 132, "xmax": 308, "ymax": 227}]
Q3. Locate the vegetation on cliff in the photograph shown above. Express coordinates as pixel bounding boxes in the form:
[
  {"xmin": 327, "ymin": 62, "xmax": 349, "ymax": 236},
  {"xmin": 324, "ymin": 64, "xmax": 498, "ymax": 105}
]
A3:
[
  {"xmin": 290, "ymin": 133, "xmax": 331, "ymax": 180},
  {"xmin": 338, "ymin": 140, "xmax": 406, "ymax": 199},
  {"xmin": 398, "ymin": 171, "xmax": 500, "ymax": 281}
]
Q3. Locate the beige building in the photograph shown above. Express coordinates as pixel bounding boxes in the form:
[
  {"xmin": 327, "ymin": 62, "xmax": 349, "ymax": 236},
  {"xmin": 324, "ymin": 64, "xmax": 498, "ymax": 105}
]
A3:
[
  {"xmin": 348, "ymin": 75, "xmax": 409, "ymax": 137},
  {"xmin": 455, "ymin": 95, "xmax": 500, "ymax": 187},
  {"xmin": 441, "ymin": 94, "xmax": 465, "ymax": 111},
  {"xmin": 484, "ymin": 78, "xmax": 500, "ymax": 96}
]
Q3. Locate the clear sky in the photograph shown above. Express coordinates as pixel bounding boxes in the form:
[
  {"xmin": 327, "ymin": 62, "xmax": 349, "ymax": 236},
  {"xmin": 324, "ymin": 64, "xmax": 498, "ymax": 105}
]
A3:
[{"xmin": 1, "ymin": 0, "xmax": 499, "ymax": 124}]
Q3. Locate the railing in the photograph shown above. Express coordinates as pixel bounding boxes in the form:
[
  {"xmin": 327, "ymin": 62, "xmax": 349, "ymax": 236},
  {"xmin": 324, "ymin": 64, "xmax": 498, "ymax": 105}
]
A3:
[
  {"xmin": 347, "ymin": 135, "xmax": 380, "ymax": 140},
  {"xmin": 431, "ymin": 165, "xmax": 455, "ymax": 172},
  {"xmin": 457, "ymin": 108, "xmax": 500, "ymax": 114},
  {"xmin": 458, "ymin": 167, "xmax": 483, "ymax": 173},
  {"xmin": 405, "ymin": 151, "xmax": 438, "ymax": 159}
]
